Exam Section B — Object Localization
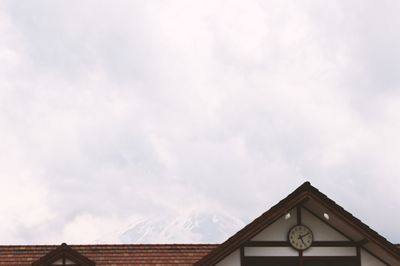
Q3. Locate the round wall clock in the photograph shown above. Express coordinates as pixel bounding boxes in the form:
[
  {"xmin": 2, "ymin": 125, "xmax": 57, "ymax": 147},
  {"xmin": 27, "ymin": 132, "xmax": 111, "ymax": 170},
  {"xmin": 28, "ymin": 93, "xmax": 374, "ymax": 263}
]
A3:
[{"xmin": 288, "ymin": 225, "xmax": 313, "ymax": 250}]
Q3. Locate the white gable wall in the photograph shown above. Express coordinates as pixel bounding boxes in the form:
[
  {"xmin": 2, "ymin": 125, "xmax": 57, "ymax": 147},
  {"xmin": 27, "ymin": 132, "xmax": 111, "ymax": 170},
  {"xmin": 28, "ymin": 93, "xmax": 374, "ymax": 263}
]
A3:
[
  {"xmin": 361, "ymin": 250, "xmax": 387, "ymax": 266},
  {"xmin": 245, "ymin": 247, "xmax": 297, "ymax": 256},
  {"xmin": 303, "ymin": 247, "xmax": 356, "ymax": 256},
  {"xmin": 251, "ymin": 207, "xmax": 350, "ymax": 242},
  {"xmin": 301, "ymin": 208, "xmax": 349, "ymax": 241},
  {"xmin": 251, "ymin": 208, "xmax": 297, "ymax": 241},
  {"xmin": 215, "ymin": 249, "xmax": 240, "ymax": 266},
  {"xmin": 214, "ymin": 205, "xmax": 395, "ymax": 265}
]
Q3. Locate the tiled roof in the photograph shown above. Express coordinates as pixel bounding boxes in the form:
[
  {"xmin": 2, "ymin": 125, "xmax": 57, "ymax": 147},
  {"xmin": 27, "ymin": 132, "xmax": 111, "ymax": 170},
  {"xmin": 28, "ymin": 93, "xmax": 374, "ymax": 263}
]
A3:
[{"xmin": 0, "ymin": 244, "xmax": 218, "ymax": 266}]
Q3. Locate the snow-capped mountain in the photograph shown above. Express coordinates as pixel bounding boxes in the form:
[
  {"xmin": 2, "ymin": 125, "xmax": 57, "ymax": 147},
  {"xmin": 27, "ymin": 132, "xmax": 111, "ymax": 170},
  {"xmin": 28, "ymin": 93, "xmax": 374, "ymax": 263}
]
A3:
[{"xmin": 97, "ymin": 209, "xmax": 245, "ymax": 244}]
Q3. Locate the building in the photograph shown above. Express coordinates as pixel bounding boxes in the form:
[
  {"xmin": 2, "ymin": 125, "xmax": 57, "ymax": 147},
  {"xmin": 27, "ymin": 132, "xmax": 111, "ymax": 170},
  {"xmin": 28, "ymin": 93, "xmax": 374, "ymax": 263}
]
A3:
[{"xmin": 1, "ymin": 182, "xmax": 399, "ymax": 265}]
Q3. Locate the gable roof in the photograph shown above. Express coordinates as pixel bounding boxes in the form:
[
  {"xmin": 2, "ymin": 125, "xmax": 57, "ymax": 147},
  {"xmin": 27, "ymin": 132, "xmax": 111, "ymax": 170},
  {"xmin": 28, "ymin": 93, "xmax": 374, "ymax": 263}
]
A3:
[
  {"xmin": 0, "ymin": 244, "xmax": 217, "ymax": 266},
  {"xmin": 195, "ymin": 181, "xmax": 400, "ymax": 265},
  {"xmin": 32, "ymin": 243, "xmax": 96, "ymax": 266}
]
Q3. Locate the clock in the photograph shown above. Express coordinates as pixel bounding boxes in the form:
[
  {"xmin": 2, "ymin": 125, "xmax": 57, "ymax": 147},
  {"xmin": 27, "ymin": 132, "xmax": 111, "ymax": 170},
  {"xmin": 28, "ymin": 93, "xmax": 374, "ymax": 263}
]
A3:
[{"xmin": 288, "ymin": 225, "xmax": 313, "ymax": 250}]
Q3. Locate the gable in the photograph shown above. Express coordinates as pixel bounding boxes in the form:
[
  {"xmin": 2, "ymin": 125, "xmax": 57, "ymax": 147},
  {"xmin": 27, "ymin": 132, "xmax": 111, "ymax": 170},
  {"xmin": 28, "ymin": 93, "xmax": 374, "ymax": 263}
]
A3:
[
  {"xmin": 197, "ymin": 182, "xmax": 400, "ymax": 266},
  {"xmin": 32, "ymin": 243, "xmax": 96, "ymax": 266},
  {"xmin": 250, "ymin": 207, "xmax": 349, "ymax": 242}
]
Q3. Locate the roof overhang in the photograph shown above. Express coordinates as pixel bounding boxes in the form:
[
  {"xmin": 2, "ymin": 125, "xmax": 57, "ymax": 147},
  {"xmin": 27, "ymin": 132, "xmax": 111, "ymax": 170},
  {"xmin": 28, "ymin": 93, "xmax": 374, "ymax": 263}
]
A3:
[{"xmin": 196, "ymin": 182, "xmax": 400, "ymax": 265}]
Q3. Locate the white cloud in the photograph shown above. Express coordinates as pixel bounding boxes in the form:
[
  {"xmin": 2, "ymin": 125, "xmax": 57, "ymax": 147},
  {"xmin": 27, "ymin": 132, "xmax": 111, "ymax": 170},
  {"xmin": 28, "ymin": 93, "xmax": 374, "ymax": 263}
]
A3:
[{"xmin": 0, "ymin": 0, "xmax": 399, "ymax": 244}]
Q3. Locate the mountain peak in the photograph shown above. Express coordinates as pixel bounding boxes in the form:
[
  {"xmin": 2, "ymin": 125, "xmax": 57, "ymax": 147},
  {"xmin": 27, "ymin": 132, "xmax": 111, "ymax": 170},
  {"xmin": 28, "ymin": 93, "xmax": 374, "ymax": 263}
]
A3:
[{"xmin": 97, "ymin": 209, "xmax": 245, "ymax": 244}]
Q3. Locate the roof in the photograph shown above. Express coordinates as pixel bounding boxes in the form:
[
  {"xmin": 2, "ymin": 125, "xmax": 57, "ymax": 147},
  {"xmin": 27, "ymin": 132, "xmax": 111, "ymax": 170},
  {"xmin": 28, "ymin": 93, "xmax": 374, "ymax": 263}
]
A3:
[
  {"xmin": 0, "ymin": 244, "xmax": 218, "ymax": 266},
  {"xmin": 1, "ymin": 182, "xmax": 399, "ymax": 265},
  {"xmin": 196, "ymin": 181, "xmax": 400, "ymax": 265},
  {"xmin": 0, "ymin": 243, "xmax": 398, "ymax": 266},
  {"xmin": 31, "ymin": 243, "xmax": 96, "ymax": 266}
]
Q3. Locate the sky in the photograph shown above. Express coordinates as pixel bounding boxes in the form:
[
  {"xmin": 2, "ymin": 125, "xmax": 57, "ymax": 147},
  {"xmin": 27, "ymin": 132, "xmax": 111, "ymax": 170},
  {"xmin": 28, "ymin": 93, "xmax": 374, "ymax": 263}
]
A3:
[{"xmin": 0, "ymin": 0, "xmax": 400, "ymax": 244}]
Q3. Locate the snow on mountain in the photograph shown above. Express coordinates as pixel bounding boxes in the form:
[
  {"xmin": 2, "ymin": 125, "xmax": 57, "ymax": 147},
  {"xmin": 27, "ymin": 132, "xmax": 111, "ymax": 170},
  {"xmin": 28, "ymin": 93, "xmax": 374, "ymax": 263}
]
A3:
[{"xmin": 97, "ymin": 209, "xmax": 245, "ymax": 244}]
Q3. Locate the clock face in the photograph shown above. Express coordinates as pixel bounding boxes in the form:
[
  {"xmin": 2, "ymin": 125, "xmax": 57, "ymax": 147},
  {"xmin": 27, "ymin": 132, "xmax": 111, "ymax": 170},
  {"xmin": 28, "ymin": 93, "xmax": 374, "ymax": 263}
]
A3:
[{"xmin": 288, "ymin": 225, "xmax": 313, "ymax": 250}]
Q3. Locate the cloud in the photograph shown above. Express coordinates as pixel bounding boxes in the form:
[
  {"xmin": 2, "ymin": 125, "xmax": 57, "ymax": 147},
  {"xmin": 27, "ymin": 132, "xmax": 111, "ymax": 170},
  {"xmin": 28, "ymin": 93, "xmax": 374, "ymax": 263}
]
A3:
[{"xmin": 0, "ymin": 0, "xmax": 399, "ymax": 244}]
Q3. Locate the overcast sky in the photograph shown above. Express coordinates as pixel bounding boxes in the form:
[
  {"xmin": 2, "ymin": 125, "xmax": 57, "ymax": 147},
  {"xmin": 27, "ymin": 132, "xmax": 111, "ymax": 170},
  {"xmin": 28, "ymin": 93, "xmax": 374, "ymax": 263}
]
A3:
[{"xmin": 0, "ymin": 0, "xmax": 400, "ymax": 244}]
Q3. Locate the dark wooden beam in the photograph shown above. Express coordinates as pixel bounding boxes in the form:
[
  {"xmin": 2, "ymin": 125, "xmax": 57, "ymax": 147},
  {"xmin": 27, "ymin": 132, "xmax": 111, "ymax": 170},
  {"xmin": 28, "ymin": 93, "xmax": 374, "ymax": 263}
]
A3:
[
  {"xmin": 244, "ymin": 240, "xmax": 360, "ymax": 247},
  {"xmin": 240, "ymin": 246, "xmax": 244, "ymax": 266}
]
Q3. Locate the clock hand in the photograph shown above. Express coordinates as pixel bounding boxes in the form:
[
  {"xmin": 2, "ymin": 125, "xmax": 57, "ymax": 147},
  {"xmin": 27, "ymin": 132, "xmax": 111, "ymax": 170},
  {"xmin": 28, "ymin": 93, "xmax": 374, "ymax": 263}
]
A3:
[
  {"xmin": 298, "ymin": 235, "xmax": 305, "ymax": 245},
  {"xmin": 297, "ymin": 234, "xmax": 305, "ymax": 241},
  {"xmin": 301, "ymin": 232, "xmax": 310, "ymax": 238}
]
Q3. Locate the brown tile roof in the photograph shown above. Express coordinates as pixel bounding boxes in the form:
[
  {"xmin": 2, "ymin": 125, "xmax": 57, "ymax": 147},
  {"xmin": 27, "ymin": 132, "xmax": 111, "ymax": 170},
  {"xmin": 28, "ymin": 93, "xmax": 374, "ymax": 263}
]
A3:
[{"xmin": 0, "ymin": 244, "xmax": 218, "ymax": 266}]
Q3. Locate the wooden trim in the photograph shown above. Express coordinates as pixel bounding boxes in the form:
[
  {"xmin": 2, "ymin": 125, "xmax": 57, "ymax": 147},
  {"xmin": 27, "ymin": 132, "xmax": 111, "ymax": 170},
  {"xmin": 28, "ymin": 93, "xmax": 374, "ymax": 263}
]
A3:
[
  {"xmin": 297, "ymin": 205, "xmax": 301, "ymax": 225},
  {"xmin": 299, "ymin": 250, "xmax": 303, "ymax": 266},
  {"xmin": 243, "ymin": 256, "xmax": 359, "ymax": 266},
  {"xmin": 356, "ymin": 246, "xmax": 361, "ymax": 266},
  {"xmin": 244, "ymin": 241, "xmax": 360, "ymax": 247},
  {"xmin": 302, "ymin": 256, "xmax": 358, "ymax": 260},
  {"xmin": 308, "ymin": 192, "xmax": 400, "ymax": 259},
  {"xmin": 195, "ymin": 191, "xmax": 311, "ymax": 265},
  {"xmin": 245, "ymin": 241, "xmax": 290, "ymax": 247},
  {"xmin": 302, "ymin": 206, "xmax": 392, "ymax": 265},
  {"xmin": 312, "ymin": 241, "xmax": 359, "ymax": 247},
  {"xmin": 240, "ymin": 246, "xmax": 244, "ymax": 266},
  {"xmin": 297, "ymin": 205, "xmax": 302, "ymax": 265}
]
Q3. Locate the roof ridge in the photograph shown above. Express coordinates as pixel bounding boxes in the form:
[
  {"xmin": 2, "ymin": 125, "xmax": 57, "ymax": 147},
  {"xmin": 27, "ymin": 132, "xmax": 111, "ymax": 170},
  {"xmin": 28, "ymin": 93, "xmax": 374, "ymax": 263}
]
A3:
[{"xmin": 0, "ymin": 243, "xmax": 219, "ymax": 247}]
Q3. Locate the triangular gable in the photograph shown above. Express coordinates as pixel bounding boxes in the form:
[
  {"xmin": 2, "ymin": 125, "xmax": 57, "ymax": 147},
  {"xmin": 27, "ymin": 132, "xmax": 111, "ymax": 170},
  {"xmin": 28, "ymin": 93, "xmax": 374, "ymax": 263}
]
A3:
[
  {"xmin": 32, "ymin": 243, "xmax": 95, "ymax": 266},
  {"xmin": 195, "ymin": 182, "xmax": 400, "ymax": 265}
]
